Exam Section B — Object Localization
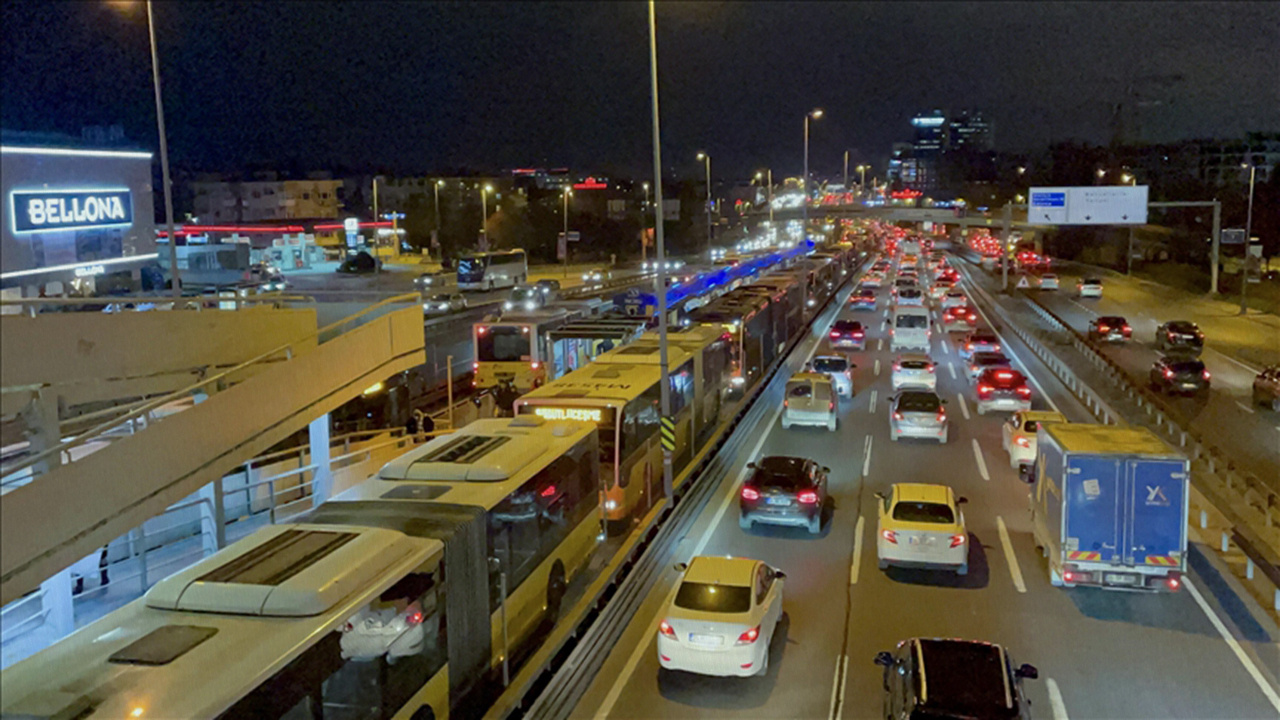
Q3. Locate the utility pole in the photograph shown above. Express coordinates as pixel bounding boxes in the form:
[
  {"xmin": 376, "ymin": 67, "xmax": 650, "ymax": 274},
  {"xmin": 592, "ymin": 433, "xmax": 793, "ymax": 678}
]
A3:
[
  {"xmin": 642, "ymin": 182, "xmax": 650, "ymax": 264},
  {"xmin": 697, "ymin": 152, "xmax": 712, "ymax": 257},
  {"xmin": 1001, "ymin": 203, "xmax": 1013, "ymax": 291},
  {"xmin": 1241, "ymin": 162, "xmax": 1257, "ymax": 315},
  {"xmin": 843, "ymin": 150, "xmax": 849, "ymax": 190},
  {"xmin": 767, "ymin": 168, "xmax": 774, "ymax": 226},
  {"xmin": 803, "ymin": 109, "xmax": 823, "ymax": 243},
  {"xmin": 647, "ymin": 0, "xmax": 674, "ymax": 500},
  {"xmin": 146, "ymin": 0, "xmax": 180, "ymax": 300}
]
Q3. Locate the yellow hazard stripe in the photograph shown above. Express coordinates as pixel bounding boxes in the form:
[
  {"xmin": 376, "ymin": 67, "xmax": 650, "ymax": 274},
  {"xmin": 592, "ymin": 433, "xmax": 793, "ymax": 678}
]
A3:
[{"xmin": 1067, "ymin": 551, "xmax": 1101, "ymax": 561}]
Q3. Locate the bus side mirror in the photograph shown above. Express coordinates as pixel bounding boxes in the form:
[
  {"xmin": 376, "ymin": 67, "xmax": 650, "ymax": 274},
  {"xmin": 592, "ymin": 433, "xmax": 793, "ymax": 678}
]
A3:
[
  {"xmin": 874, "ymin": 651, "xmax": 893, "ymax": 667},
  {"xmin": 1016, "ymin": 663, "xmax": 1039, "ymax": 680}
]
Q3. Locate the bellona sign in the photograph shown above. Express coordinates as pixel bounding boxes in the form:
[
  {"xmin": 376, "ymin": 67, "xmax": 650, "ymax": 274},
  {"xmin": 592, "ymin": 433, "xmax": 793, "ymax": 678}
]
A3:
[{"xmin": 11, "ymin": 189, "xmax": 134, "ymax": 233}]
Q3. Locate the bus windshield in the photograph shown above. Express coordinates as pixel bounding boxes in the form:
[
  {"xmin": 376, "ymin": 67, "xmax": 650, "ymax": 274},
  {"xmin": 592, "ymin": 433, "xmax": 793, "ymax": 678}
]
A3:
[
  {"xmin": 477, "ymin": 326, "xmax": 531, "ymax": 362},
  {"xmin": 458, "ymin": 257, "xmax": 487, "ymax": 278}
]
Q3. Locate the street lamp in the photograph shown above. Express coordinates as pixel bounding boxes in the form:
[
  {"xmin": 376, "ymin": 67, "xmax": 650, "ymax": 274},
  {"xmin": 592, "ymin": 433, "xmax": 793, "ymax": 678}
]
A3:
[
  {"xmin": 1120, "ymin": 173, "xmax": 1135, "ymax": 185},
  {"xmin": 1240, "ymin": 161, "xmax": 1257, "ymax": 314},
  {"xmin": 480, "ymin": 184, "xmax": 494, "ymax": 249},
  {"xmin": 561, "ymin": 188, "xmax": 573, "ymax": 275},
  {"xmin": 647, "ymin": 0, "xmax": 674, "ymax": 498},
  {"xmin": 641, "ymin": 181, "xmax": 651, "ymax": 263},
  {"xmin": 803, "ymin": 108, "xmax": 823, "ymax": 241},
  {"xmin": 843, "ymin": 150, "xmax": 850, "ymax": 190},
  {"xmin": 697, "ymin": 152, "xmax": 712, "ymax": 255},
  {"xmin": 434, "ymin": 179, "xmax": 444, "ymax": 233},
  {"xmin": 1017, "ymin": 166, "xmax": 1027, "ymax": 176},
  {"xmin": 856, "ymin": 164, "xmax": 868, "ymax": 197}
]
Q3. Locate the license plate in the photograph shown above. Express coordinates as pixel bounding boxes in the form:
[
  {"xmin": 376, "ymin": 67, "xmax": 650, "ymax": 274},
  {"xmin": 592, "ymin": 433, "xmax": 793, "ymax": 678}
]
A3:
[
  {"xmin": 767, "ymin": 496, "xmax": 790, "ymax": 506},
  {"xmin": 689, "ymin": 633, "xmax": 722, "ymax": 646},
  {"xmin": 1105, "ymin": 573, "xmax": 1138, "ymax": 585}
]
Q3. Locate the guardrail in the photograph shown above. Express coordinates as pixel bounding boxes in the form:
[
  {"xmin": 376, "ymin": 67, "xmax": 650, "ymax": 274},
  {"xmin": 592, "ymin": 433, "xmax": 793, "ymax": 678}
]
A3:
[
  {"xmin": 957, "ymin": 255, "xmax": 1280, "ymax": 612},
  {"xmin": 488, "ymin": 260, "xmax": 866, "ymax": 719},
  {"xmin": 0, "ymin": 292, "xmax": 318, "ymax": 316}
]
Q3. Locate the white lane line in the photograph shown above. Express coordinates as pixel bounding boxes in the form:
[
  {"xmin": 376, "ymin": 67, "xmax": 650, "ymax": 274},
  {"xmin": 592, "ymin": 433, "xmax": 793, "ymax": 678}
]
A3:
[
  {"xmin": 874, "ymin": 359, "xmax": 881, "ymax": 376},
  {"xmin": 971, "ymin": 438, "xmax": 990, "ymax": 481},
  {"xmin": 941, "ymin": 338, "xmax": 951, "ymax": 353},
  {"xmin": 948, "ymin": 361, "xmax": 958, "ymax": 380},
  {"xmin": 1185, "ymin": 577, "xmax": 1280, "ymax": 714},
  {"xmin": 827, "ymin": 654, "xmax": 849, "ymax": 720},
  {"xmin": 996, "ymin": 515, "xmax": 1027, "ymax": 593},
  {"xmin": 881, "ymin": 319, "xmax": 888, "ymax": 331},
  {"xmin": 850, "ymin": 515, "xmax": 865, "ymax": 585},
  {"xmin": 869, "ymin": 390, "xmax": 878, "ymax": 413},
  {"xmin": 862, "ymin": 435, "xmax": 873, "ymax": 477},
  {"xmin": 1068, "ymin": 298, "xmax": 1096, "ymax": 315},
  {"xmin": 1208, "ymin": 346, "xmax": 1263, "ymax": 374},
  {"xmin": 877, "ymin": 338, "xmax": 884, "ymax": 351},
  {"xmin": 1046, "ymin": 678, "xmax": 1070, "ymax": 720},
  {"xmin": 1235, "ymin": 401, "xmax": 1256, "ymax": 415},
  {"xmin": 593, "ymin": 583, "xmax": 680, "ymax": 718},
  {"xmin": 956, "ymin": 393, "xmax": 971, "ymax": 420}
]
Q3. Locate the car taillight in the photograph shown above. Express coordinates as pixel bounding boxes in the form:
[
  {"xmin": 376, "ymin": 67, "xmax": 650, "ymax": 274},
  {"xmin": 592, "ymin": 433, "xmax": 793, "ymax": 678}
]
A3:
[
  {"xmin": 736, "ymin": 625, "xmax": 761, "ymax": 645},
  {"xmin": 473, "ymin": 362, "xmax": 480, "ymax": 371},
  {"xmin": 893, "ymin": 411, "xmax": 903, "ymax": 420},
  {"xmin": 936, "ymin": 410, "xmax": 946, "ymax": 422},
  {"xmin": 881, "ymin": 529, "xmax": 898, "ymax": 544},
  {"xmin": 1164, "ymin": 368, "xmax": 1174, "ymax": 378},
  {"xmin": 798, "ymin": 490, "xmax": 819, "ymax": 504},
  {"xmin": 829, "ymin": 400, "xmax": 835, "ymax": 410},
  {"xmin": 659, "ymin": 620, "xmax": 676, "ymax": 637},
  {"xmin": 978, "ymin": 385, "xmax": 993, "ymax": 396},
  {"xmin": 1098, "ymin": 325, "xmax": 1109, "ymax": 333},
  {"xmin": 741, "ymin": 485, "xmax": 760, "ymax": 501},
  {"xmin": 993, "ymin": 344, "xmax": 1001, "ymax": 352},
  {"xmin": 853, "ymin": 331, "xmax": 864, "ymax": 338},
  {"xmin": 530, "ymin": 361, "xmax": 540, "ymax": 370},
  {"xmin": 1122, "ymin": 325, "xmax": 1131, "ymax": 335},
  {"xmin": 926, "ymin": 365, "xmax": 935, "ymax": 373},
  {"xmin": 783, "ymin": 399, "xmax": 789, "ymax": 407},
  {"xmin": 1202, "ymin": 369, "xmax": 1211, "ymax": 380},
  {"xmin": 1015, "ymin": 436, "xmax": 1031, "ymax": 448},
  {"xmin": 966, "ymin": 342, "xmax": 974, "ymax": 350},
  {"xmin": 950, "ymin": 534, "xmax": 967, "ymax": 548},
  {"xmin": 1017, "ymin": 386, "xmax": 1032, "ymax": 398},
  {"xmin": 830, "ymin": 331, "xmax": 840, "ymax": 338}
]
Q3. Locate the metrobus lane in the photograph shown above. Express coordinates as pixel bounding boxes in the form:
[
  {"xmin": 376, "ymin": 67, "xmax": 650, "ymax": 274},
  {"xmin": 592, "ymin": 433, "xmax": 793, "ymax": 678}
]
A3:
[
  {"xmin": 839, "ymin": 294, "xmax": 1280, "ymax": 720},
  {"xmin": 572, "ymin": 291, "xmax": 1280, "ymax": 720}
]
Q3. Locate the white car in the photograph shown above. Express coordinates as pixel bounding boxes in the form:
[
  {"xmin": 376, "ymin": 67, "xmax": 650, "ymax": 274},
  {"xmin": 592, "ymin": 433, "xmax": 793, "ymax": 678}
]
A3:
[
  {"xmin": 876, "ymin": 483, "xmax": 969, "ymax": 575},
  {"xmin": 891, "ymin": 354, "xmax": 937, "ymax": 391},
  {"xmin": 1038, "ymin": 274, "xmax": 1060, "ymax": 290},
  {"xmin": 582, "ymin": 267, "xmax": 611, "ymax": 283},
  {"xmin": 940, "ymin": 291, "xmax": 968, "ymax": 310},
  {"xmin": 782, "ymin": 373, "xmax": 838, "ymax": 431},
  {"xmin": 1001, "ymin": 410, "xmax": 1067, "ymax": 470},
  {"xmin": 657, "ymin": 556, "xmax": 785, "ymax": 677},
  {"xmin": 423, "ymin": 292, "xmax": 467, "ymax": 315},
  {"xmin": 1077, "ymin": 278, "xmax": 1103, "ymax": 298},
  {"xmin": 810, "ymin": 355, "xmax": 854, "ymax": 397}
]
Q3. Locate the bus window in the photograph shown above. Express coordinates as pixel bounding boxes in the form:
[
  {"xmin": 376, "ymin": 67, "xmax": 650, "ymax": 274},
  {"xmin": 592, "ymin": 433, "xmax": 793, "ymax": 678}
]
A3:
[
  {"xmin": 222, "ymin": 568, "xmax": 447, "ymax": 720},
  {"xmin": 667, "ymin": 362, "xmax": 694, "ymax": 415},
  {"xmin": 477, "ymin": 326, "xmax": 531, "ymax": 362}
]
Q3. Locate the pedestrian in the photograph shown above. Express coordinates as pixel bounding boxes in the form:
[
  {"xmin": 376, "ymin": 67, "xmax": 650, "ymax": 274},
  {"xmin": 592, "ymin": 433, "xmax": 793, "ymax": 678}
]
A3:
[
  {"xmin": 98, "ymin": 545, "xmax": 110, "ymax": 588},
  {"xmin": 406, "ymin": 412, "xmax": 419, "ymax": 436},
  {"xmin": 419, "ymin": 411, "xmax": 435, "ymax": 436}
]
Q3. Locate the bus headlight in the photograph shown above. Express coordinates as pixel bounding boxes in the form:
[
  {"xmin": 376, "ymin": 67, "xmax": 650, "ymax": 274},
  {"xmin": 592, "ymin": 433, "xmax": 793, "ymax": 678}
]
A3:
[{"xmin": 503, "ymin": 301, "xmax": 514, "ymax": 310}]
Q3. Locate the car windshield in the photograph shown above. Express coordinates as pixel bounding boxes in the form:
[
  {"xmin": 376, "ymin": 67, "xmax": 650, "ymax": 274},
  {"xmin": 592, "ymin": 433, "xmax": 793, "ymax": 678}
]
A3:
[
  {"xmin": 812, "ymin": 357, "xmax": 848, "ymax": 373},
  {"xmin": 674, "ymin": 582, "xmax": 751, "ymax": 613},
  {"xmin": 753, "ymin": 457, "xmax": 811, "ymax": 489},
  {"xmin": 896, "ymin": 314, "xmax": 928, "ymax": 329},
  {"xmin": 1168, "ymin": 322, "xmax": 1200, "ymax": 334},
  {"xmin": 835, "ymin": 320, "xmax": 862, "ymax": 332},
  {"xmin": 897, "ymin": 393, "xmax": 941, "ymax": 412},
  {"xmin": 1084, "ymin": 278, "xmax": 1102, "ymax": 285},
  {"xmin": 972, "ymin": 334, "xmax": 998, "ymax": 344},
  {"xmin": 892, "ymin": 501, "xmax": 955, "ymax": 523},
  {"xmin": 511, "ymin": 288, "xmax": 538, "ymax": 301},
  {"xmin": 900, "ymin": 289, "xmax": 922, "ymax": 297},
  {"xmin": 859, "ymin": 290, "xmax": 876, "ymax": 298}
]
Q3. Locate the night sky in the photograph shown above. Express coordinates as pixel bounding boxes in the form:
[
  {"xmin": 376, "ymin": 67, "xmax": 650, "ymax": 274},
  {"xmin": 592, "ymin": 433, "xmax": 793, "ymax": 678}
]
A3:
[{"xmin": 3, "ymin": 1, "xmax": 1277, "ymax": 180}]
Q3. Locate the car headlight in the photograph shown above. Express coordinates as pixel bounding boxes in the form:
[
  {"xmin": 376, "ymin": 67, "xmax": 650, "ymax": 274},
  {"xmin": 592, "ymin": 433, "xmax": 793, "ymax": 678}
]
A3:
[
  {"xmin": 524, "ymin": 300, "xmax": 537, "ymax": 311},
  {"xmin": 503, "ymin": 301, "xmax": 514, "ymax": 310},
  {"xmin": 438, "ymin": 303, "xmax": 449, "ymax": 310}
]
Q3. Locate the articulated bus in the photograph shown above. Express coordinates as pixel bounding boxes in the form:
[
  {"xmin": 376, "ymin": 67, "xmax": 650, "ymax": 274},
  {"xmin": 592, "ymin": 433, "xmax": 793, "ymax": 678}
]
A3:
[
  {"xmin": 515, "ymin": 343, "xmax": 696, "ymax": 532},
  {"xmin": 0, "ymin": 417, "xmax": 599, "ymax": 720},
  {"xmin": 546, "ymin": 317, "xmax": 648, "ymax": 378},
  {"xmin": 631, "ymin": 325, "xmax": 733, "ymax": 447},
  {"xmin": 457, "ymin": 249, "xmax": 528, "ymax": 291},
  {"xmin": 473, "ymin": 302, "xmax": 613, "ymax": 391}
]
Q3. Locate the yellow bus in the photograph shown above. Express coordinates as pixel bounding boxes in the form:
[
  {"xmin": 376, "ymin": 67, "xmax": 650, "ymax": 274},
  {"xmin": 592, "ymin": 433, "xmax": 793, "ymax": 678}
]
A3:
[
  {"xmin": 0, "ymin": 416, "xmax": 600, "ymax": 720},
  {"xmin": 631, "ymin": 324, "xmax": 733, "ymax": 447},
  {"xmin": 473, "ymin": 307, "xmax": 581, "ymax": 391},
  {"xmin": 515, "ymin": 341, "xmax": 695, "ymax": 533}
]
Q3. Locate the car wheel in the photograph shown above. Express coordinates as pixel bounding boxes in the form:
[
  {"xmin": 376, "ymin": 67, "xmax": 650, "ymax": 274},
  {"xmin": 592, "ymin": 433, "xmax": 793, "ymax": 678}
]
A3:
[
  {"xmin": 739, "ymin": 515, "xmax": 753, "ymax": 531},
  {"xmin": 807, "ymin": 515, "xmax": 822, "ymax": 535}
]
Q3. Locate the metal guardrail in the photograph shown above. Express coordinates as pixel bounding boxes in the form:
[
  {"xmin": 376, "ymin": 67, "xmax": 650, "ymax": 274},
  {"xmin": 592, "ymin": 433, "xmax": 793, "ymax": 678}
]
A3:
[
  {"xmin": 0, "ymin": 293, "xmax": 421, "ymax": 483},
  {"xmin": 957, "ymin": 254, "xmax": 1280, "ymax": 610},
  {"xmin": 0, "ymin": 293, "xmax": 319, "ymax": 316},
  {"xmin": 489, "ymin": 260, "xmax": 865, "ymax": 719}
]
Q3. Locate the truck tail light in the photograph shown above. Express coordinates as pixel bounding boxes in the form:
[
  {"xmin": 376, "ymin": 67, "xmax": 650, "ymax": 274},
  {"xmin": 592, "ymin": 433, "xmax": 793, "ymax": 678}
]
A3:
[
  {"xmin": 473, "ymin": 362, "xmax": 479, "ymax": 371},
  {"xmin": 1167, "ymin": 575, "xmax": 1181, "ymax": 591},
  {"xmin": 881, "ymin": 529, "xmax": 898, "ymax": 544}
]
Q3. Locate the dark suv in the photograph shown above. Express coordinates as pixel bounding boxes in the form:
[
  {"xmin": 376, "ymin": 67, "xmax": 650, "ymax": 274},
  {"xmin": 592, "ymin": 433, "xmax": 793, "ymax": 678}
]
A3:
[
  {"xmin": 1155, "ymin": 321, "xmax": 1204, "ymax": 355},
  {"xmin": 739, "ymin": 456, "xmax": 829, "ymax": 535},
  {"xmin": 1150, "ymin": 356, "xmax": 1210, "ymax": 395},
  {"xmin": 875, "ymin": 638, "xmax": 1038, "ymax": 720}
]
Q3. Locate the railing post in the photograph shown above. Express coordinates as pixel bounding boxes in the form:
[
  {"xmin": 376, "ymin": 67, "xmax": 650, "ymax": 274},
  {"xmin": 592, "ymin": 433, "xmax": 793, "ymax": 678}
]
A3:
[
  {"xmin": 309, "ymin": 413, "xmax": 332, "ymax": 507},
  {"xmin": 137, "ymin": 522, "xmax": 149, "ymax": 590},
  {"xmin": 447, "ymin": 354, "xmax": 455, "ymax": 430}
]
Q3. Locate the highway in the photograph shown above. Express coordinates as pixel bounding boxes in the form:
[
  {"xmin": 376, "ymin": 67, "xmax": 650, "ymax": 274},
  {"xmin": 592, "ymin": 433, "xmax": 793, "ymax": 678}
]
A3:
[
  {"xmin": 564, "ymin": 259, "xmax": 1280, "ymax": 720},
  {"xmin": 1024, "ymin": 264, "xmax": 1280, "ymax": 491}
]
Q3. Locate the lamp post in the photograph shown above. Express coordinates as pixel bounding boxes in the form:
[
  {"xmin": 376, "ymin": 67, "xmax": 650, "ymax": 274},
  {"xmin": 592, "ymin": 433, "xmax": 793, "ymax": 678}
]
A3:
[
  {"xmin": 647, "ymin": 0, "xmax": 674, "ymax": 499},
  {"xmin": 431, "ymin": 179, "xmax": 443, "ymax": 260},
  {"xmin": 562, "ymin": 188, "xmax": 572, "ymax": 276},
  {"xmin": 697, "ymin": 152, "xmax": 712, "ymax": 257},
  {"xmin": 142, "ymin": 0, "xmax": 180, "ymax": 300},
  {"xmin": 843, "ymin": 150, "xmax": 850, "ymax": 190},
  {"xmin": 479, "ymin": 184, "xmax": 493, "ymax": 249},
  {"xmin": 856, "ymin": 164, "xmax": 868, "ymax": 197},
  {"xmin": 1241, "ymin": 161, "xmax": 1257, "ymax": 314},
  {"xmin": 642, "ymin": 181, "xmax": 650, "ymax": 263},
  {"xmin": 802, "ymin": 108, "xmax": 823, "ymax": 242}
]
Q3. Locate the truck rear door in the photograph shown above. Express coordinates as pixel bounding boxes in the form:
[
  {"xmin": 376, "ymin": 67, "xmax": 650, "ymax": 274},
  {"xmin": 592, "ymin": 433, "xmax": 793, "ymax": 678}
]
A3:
[
  {"xmin": 1126, "ymin": 459, "xmax": 1188, "ymax": 568},
  {"xmin": 1064, "ymin": 455, "xmax": 1122, "ymax": 564}
]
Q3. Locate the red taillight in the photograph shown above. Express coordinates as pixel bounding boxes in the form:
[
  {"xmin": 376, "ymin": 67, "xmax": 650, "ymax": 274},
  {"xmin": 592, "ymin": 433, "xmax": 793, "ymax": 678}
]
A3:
[
  {"xmin": 967, "ymin": 314, "xmax": 976, "ymax": 322},
  {"xmin": 1164, "ymin": 368, "xmax": 1174, "ymax": 378},
  {"xmin": 829, "ymin": 401, "xmax": 835, "ymax": 410},
  {"xmin": 659, "ymin": 620, "xmax": 676, "ymax": 637},
  {"xmin": 893, "ymin": 411, "xmax": 903, "ymax": 420},
  {"xmin": 996, "ymin": 370, "xmax": 1013, "ymax": 379},
  {"xmin": 798, "ymin": 489, "xmax": 819, "ymax": 504},
  {"xmin": 741, "ymin": 486, "xmax": 760, "ymax": 501},
  {"xmin": 1017, "ymin": 386, "xmax": 1032, "ymax": 398},
  {"xmin": 1097, "ymin": 325, "xmax": 1109, "ymax": 333},
  {"xmin": 881, "ymin": 529, "xmax": 898, "ymax": 544},
  {"xmin": 1122, "ymin": 326, "xmax": 1131, "ymax": 336},
  {"xmin": 1202, "ymin": 370, "xmax": 1211, "ymax": 380},
  {"xmin": 830, "ymin": 331, "xmax": 840, "ymax": 338},
  {"xmin": 966, "ymin": 342, "xmax": 974, "ymax": 350},
  {"xmin": 406, "ymin": 610, "xmax": 424, "ymax": 626},
  {"xmin": 736, "ymin": 625, "xmax": 761, "ymax": 645},
  {"xmin": 540, "ymin": 485, "xmax": 557, "ymax": 498},
  {"xmin": 472, "ymin": 362, "xmax": 480, "ymax": 371},
  {"xmin": 950, "ymin": 534, "xmax": 966, "ymax": 548},
  {"xmin": 853, "ymin": 331, "xmax": 864, "ymax": 338},
  {"xmin": 1015, "ymin": 436, "xmax": 1031, "ymax": 448},
  {"xmin": 783, "ymin": 399, "xmax": 789, "ymax": 407},
  {"xmin": 993, "ymin": 344, "xmax": 1001, "ymax": 351},
  {"xmin": 978, "ymin": 385, "xmax": 993, "ymax": 396},
  {"xmin": 1167, "ymin": 576, "xmax": 1181, "ymax": 591},
  {"xmin": 531, "ymin": 361, "xmax": 540, "ymax": 370},
  {"xmin": 926, "ymin": 365, "xmax": 935, "ymax": 373},
  {"xmin": 936, "ymin": 410, "xmax": 946, "ymax": 422}
]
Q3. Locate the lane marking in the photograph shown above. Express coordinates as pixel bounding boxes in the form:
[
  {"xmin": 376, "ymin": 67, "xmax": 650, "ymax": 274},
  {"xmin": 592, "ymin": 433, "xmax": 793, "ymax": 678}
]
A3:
[
  {"xmin": 996, "ymin": 515, "xmax": 1027, "ymax": 593},
  {"xmin": 827, "ymin": 654, "xmax": 848, "ymax": 720},
  {"xmin": 850, "ymin": 515, "xmax": 865, "ymax": 585},
  {"xmin": 1235, "ymin": 401, "xmax": 1256, "ymax": 415},
  {"xmin": 948, "ymin": 361, "xmax": 958, "ymax": 380},
  {"xmin": 874, "ymin": 359, "xmax": 881, "ymax": 376},
  {"xmin": 941, "ymin": 338, "xmax": 952, "ymax": 354},
  {"xmin": 971, "ymin": 438, "xmax": 990, "ymax": 481},
  {"xmin": 1184, "ymin": 577, "xmax": 1280, "ymax": 714},
  {"xmin": 956, "ymin": 393, "xmax": 971, "ymax": 420},
  {"xmin": 877, "ymin": 338, "xmax": 884, "ymax": 352},
  {"xmin": 1046, "ymin": 678, "xmax": 1070, "ymax": 720},
  {"xmin": 592, "ymin": 582, "xmax": 680, "ymax": 719},
  {"xmin": 862, "ymin": 435, "xmax": 873, "ymax": 477},
  {"xmin": 881, "ymin": 319, "xmax": 888, "ymax": 331},
  {"xmin": 1067, "ymin": 298, "xmax": 1096, "ymax": 315},
  {"xmin": 869, "ymin": 390, "xmax": 878, "ymax": 413}
]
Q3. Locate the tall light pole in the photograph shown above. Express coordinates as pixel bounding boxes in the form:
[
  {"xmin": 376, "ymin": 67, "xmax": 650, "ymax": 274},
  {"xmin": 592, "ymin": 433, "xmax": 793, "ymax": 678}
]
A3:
[
  {"xmin": 432, "ymin": 179, "xmax": 443, "ymax": 261},
  {"xmin": 1241, "ymin": 161, "xmax": 1257, "ymax": 315},
  {"xmin": 647, "ymin": 0, "xmax": 674, "ymax": 500},
  {"xmin": 857, "ymin": 164, "xmax": 868, "ymax": 197},
  {"xmin": 144, "ymin": 0, "xmax": 180, "ymax": 300},
  {"xmin": 641, "ymin": 181, "xmax": 650, "ymax": 263},
  {"xmin": 479, "ymin": 183, "xmax": 493, "ymax": 249},
  {"xmin": 697, "ymin": 151, "xmax": 712, "ymax": 257},
  {"xmin": 802, "ymin": 108, "xmax": 823, "ymax": 242},
  {"xmin": 562, "ymin": 188, "xmax": 572, "ymax": 276}
]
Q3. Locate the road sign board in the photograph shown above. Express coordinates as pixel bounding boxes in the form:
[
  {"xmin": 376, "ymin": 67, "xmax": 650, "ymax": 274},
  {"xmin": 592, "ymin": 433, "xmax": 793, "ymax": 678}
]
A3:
[
  {"xmin": 1221, "ymin": 228, "xmax": 1247, "ymax": 245},
  {"xmin": 1028, "ymin": 186, "xmax": 1148, "ymax": 225},
  {"xmin": 1016, "ymin": 276, "xmax": 1031, "ymax": 289}
]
